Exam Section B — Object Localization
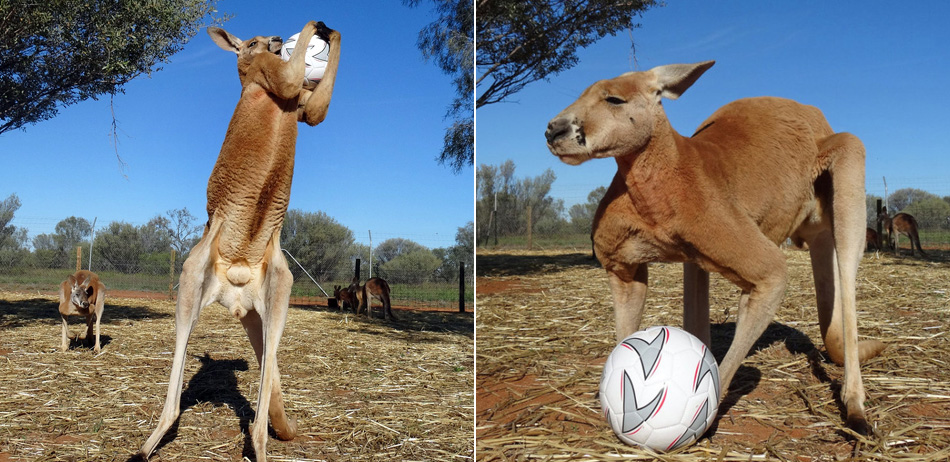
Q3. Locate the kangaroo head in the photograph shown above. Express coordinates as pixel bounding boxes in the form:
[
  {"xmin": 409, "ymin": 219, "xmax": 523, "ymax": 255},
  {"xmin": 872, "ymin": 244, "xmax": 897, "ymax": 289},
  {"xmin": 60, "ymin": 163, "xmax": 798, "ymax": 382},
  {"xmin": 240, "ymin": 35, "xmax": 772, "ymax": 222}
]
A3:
[
  {"xmin": 70, "ymin": 281, "xmax": 93, "ymax": 309},
  {"xmin": 207, "ymin": 26, "xmax": 283, "ymax": 82},
  {"xmin": 545, "ymin": 61, "xmax": 715, "ymax": 165}
]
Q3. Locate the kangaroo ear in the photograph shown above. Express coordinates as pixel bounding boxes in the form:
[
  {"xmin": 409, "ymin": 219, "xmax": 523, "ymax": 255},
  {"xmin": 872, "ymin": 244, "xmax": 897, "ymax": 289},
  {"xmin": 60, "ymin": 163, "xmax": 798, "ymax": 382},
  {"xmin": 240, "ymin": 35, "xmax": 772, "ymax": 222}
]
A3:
[
  {"xmin": 651, "ymin": 61, "xmax": 715, "ymax": 100},
  {"xmin": 208, "ymin": 26, "xmax": 243, "ymax": 54}
]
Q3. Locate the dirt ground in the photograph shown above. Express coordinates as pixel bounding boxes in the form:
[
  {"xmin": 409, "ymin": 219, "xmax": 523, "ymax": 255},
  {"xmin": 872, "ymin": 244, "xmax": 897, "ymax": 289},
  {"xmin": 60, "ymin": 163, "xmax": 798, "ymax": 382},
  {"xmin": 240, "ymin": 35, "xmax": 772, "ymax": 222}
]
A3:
[
  {"xmin": 0, "ymin": 291, "xmax": 474, "ymax": 461},
  {"xmin": 476, "ymin": 248, "xmax": 950, "ymax": 461}
]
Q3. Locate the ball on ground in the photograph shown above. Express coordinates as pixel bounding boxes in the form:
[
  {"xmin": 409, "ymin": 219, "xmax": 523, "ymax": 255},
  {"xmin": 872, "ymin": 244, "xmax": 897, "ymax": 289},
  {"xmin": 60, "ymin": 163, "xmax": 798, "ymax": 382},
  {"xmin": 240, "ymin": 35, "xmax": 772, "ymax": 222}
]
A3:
[{"xmin": 599, "ymin": 326, "xmax": 720, "ymax": 451}]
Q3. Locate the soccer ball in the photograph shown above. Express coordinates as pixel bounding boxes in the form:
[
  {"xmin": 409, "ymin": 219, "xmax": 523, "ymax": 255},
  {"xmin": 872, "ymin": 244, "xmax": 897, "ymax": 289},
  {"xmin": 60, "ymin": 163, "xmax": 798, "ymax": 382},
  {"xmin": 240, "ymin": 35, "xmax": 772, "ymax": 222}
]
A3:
[
  {"xmin": 600, "ymin": 326, "xmax": 720, "ymax": 452},
  {"xmin": 280, "ymin": 32, "xmax": 330, "ymax": 84}
]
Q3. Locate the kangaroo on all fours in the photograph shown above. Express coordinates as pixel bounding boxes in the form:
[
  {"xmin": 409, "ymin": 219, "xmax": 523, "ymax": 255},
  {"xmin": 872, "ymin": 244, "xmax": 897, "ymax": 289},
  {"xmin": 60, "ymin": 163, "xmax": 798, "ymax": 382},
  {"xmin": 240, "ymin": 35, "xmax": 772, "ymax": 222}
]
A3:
[
  {"xmin": 545, "ymin": 61, "xmax": 885, "ymax": 435},
  {"xmin": 137, "ymin": 21, "xmax": 341, "ymax": 462},
  {"xmin": 58, "ymin": 270, "xmax": 106, "ymax": 354},
  {"xmin": 354, "ymin": 276, "xmax": 395, "ymax": 321},
  {"xmin": 877, "ymin": 207, "xmax": 926, "ymax": 257}
]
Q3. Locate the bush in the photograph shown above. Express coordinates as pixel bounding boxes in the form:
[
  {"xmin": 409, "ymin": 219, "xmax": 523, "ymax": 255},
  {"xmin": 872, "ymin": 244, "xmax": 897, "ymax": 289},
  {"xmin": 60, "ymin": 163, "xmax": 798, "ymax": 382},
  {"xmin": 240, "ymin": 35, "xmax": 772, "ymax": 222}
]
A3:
[{"xmin": 380, "ymin": 250, "xmax": 442, "ymax": 284}]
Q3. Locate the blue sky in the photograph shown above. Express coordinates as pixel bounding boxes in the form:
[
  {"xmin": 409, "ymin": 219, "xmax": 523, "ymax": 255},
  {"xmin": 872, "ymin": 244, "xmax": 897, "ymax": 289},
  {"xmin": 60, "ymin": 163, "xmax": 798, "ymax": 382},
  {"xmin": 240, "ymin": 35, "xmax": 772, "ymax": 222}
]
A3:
[
  {"xmin": 2, "ymin": 1, "xmax": 473, "ymax": 251},
  {"xmin": 477, "ymin": 1, "xmax": 950, "ymax": 210}
]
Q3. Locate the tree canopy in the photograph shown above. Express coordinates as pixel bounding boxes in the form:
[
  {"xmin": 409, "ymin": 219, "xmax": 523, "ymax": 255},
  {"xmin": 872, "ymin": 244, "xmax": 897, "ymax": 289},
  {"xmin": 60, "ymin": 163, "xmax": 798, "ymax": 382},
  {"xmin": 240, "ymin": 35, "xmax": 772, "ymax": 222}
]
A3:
[
  {"xmin": 0, "ymin": 194, "xmax": 24, "ymax": 250},
  {"xmin": 886, "ymin": 188, "xmax": 939, "ymax": 213},
  {"xmin": 0, "ymin": 0, "xmax": 224, "ymax": 134},
  {"xmin": 476, "ymin": 0, "xmax": 658, "ymax": 107},
  {"xmin": 404, "ymin": 0, "xmax": 474, "ymax": 173},
  {"xmin": 280, "ymin": 209, "xmax": 356, "ymax": 281},
  {"xmin": 476, "ymin": 159, "xmax": 565, "ymax": 240},
  {"xmin": 568, "ymin": 185, "xmax": 607, "ymax": 233}
]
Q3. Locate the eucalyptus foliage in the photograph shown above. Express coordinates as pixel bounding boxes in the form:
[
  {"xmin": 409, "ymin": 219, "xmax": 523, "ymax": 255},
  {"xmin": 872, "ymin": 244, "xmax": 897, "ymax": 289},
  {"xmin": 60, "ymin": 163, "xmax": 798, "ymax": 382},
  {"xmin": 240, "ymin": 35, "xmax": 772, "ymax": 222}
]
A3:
[
  {"xmin": 405, "ymin": 0, "xmax": 474, "ymax": 173},
  {"xmin": 0, "ymin": 0, "xmax": 225, "ymax": 134},
  {"xmin": 477, "ymin": 0, "xmax": 658, "ymax": 107}
]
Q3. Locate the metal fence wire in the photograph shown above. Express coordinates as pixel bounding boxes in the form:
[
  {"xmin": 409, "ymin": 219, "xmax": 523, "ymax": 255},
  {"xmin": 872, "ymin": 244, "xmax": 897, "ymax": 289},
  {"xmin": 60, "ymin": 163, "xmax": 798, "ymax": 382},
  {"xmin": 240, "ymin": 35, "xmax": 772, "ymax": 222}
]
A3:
[{"xmin": 0, "ymin": 244, "xmax": 473, "ymax": 310}]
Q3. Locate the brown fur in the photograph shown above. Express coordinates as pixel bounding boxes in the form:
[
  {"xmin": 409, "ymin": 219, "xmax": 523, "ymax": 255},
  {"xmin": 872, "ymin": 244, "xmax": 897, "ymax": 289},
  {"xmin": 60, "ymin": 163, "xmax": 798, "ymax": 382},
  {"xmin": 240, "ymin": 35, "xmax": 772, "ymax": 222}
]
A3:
[
  {"xmin": 877, "ymin": 207, "xmax": 925, "ymax": 256},
  {"xmin": 333, "ymin": 284, "xmax": 358, "ymax": 312},
  {"xmin": 139, "ymin": 21, "xmax": 341, "ymax": 462},
  {"xmin": 865, "ymin": 227, "xmax": 882, "ymax": 251},
  {"xmin": 546, "ymin": 61, "xmax": 885, "ymax": 435},
  {"xmin": 354, "ymin": 277, "xmax": 395, "ymax": 321},
  {"xmin": 58, "ymin": 270, "xmax": 106, "ymax": 354}
]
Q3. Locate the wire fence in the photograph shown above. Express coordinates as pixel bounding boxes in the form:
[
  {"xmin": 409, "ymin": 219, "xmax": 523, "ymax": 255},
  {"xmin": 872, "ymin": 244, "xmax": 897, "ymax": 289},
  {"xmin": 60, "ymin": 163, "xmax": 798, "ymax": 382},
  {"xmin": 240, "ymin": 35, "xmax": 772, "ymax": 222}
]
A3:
[
  {"xmin": 481, "ymin": 177, "xmax": 950, "ymax": 252},
  {"xmin": 0, "ymin": 245, "xmax": 474, "ymax": 311}
]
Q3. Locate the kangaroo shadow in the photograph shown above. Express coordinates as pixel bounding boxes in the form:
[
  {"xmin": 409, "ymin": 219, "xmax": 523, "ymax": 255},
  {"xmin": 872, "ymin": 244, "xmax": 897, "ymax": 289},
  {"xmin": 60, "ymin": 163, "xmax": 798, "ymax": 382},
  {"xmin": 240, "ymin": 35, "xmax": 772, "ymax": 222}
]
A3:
[
  {"xmin": 292, "ymin": 300, "xmax": 474, "ymax": 337},
  {"xmin": 878, "ymin": 248, "xmax": 950, "ymax": 265},
  {"xmin": 707, "ymin": 321, "xmax": 851, "ymax": 437},
  {"xmin": 0, "ymin": 297, "xmax": 171, "ymax": 330},
  {"xmin": 476, "ymin": 252, "xmax": 599, "ymax": 278},
  {"xmin": 65, "ymin": 333, "xmax": 113, "ymax": 351},
  {"xmin": 132, "ymin": 353, "xmax": 264, "ymax": 460},
  {"xmin": 354, "ymin": 308, "xmax": 474, "ymax": 337}
]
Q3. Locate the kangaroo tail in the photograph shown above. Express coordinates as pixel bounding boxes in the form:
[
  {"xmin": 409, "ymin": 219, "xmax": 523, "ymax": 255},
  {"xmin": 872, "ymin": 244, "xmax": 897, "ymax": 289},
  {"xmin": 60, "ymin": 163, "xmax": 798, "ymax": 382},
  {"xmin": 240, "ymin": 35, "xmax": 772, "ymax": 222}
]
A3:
[{"xmin": 827, "ymin": 338, "xmax": 886, "ymax": 366}]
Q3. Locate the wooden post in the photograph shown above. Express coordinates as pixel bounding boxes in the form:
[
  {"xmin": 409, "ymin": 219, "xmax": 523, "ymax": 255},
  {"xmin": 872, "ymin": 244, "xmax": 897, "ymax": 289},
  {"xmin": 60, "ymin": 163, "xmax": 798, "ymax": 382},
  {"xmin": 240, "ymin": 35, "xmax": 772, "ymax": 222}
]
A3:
[
  {"xmin": 526, "ymin": 204, "xmax": 533, "ymax": 250},
  {"xmin": 459, "ymin": 262, "xmax": 465, "ymax": 313},
  {"xmin": 876, "ymin": 199, "xmax": 884, "ymax": 250},
  {"xmin": 168, "ymin": 250, "xmax": 176, "ymax": 300},
  {"xmin": 354, "ymin": 258, "xmax": 361, "ymax": 282},
  {"xmin": 76, "ymin": 247, "xmax": 82, "ymax": 271},
  {"xmin": 493, "ymin": 191, "xmax": 499, "ymax": 246}
]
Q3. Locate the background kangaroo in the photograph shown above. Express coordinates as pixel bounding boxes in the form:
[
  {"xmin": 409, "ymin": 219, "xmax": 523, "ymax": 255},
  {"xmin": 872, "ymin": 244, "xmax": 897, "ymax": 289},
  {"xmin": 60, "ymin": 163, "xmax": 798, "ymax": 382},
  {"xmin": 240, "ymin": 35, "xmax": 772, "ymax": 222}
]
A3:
[
  {"xmin": 138, "ymin": 21, "xmax": 341, "ymax": 462},
  {"xmin": 58, "ymin": 270, "xmax": 105, "ymax": 354},
  {"xmin": 865, "ymin": 228, "xmax": 882, "ymax": 252},
  {"xmin": 355, "ymin": 277, "xmax": 394, "ymax": 321},
  {"xmin": 878, "ymin": 207, "xmax": 925, "ymax": 256},
  {"xmin": 545, "ymin": 61, "xmax": 885, "ymax": 435}
]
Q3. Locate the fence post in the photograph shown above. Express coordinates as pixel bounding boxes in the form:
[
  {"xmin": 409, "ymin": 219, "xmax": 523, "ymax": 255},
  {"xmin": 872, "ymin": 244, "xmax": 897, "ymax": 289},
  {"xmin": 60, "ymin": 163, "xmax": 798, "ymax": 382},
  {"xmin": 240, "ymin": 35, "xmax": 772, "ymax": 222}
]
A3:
[
  {"xmin": 168, "ymin": 250, "xmax": 176, "ymax": 300},
  {"xmin": 876, "ymin": 199, "xmax": 884, "ymax": 250},
  {"xmin": 526, "ymin": 204, "xmax": 533, "ymax": 250},
  {"xmin": 493, "ymin": 191, "xmax": 498, "ymax": 246},
  {"xmin": 354, "ymin": 258, "xmax": 361, "ymax": 282},
  {"xmin": 459, "ymin": 261, "xmax": 465, "ymax": 313},
  {"xmin": 76, "ymin": 247, "xmax": 82, "ymax": 271}
]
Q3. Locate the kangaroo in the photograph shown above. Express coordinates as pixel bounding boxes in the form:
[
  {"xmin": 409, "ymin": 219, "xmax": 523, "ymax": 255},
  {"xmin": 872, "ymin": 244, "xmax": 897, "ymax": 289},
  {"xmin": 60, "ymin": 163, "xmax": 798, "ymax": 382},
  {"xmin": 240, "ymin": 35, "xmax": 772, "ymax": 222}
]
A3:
[
  {"xmin": 138, "ymin": 21, "xmax": 341, "ymax": 462},
  {"xmin": 355, "ymin": 277, "xmax": 395, "ymax": 321},
  {"xmin": 865, "ymin": 227, "xmax": 882, "ymax": 252},
  {"xmin": 545, "ymin": 61, "xmax": 885, "ymax": 435},
  {"xmin": 878, "ymin": 207, "xmax": 925, "ymax": 256},
  {"xmin": 58, "ymin": 270, "xmax": 106, "ymax": 354},
  {"xmin": 333, "ymin": 284, "xmax": 358, "ymax": 312}
]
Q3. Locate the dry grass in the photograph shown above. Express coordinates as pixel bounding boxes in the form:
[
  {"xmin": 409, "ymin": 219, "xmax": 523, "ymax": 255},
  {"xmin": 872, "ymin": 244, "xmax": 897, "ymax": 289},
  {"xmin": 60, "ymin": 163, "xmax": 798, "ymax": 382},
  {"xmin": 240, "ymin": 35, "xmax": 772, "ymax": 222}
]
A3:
[
  {"xmin": 0, "ymin": 293, "xmax": 473, "ymax": 461},
  {"xmin": 476, "ymin": 248, "xmax": 950, "ymax": 461}
]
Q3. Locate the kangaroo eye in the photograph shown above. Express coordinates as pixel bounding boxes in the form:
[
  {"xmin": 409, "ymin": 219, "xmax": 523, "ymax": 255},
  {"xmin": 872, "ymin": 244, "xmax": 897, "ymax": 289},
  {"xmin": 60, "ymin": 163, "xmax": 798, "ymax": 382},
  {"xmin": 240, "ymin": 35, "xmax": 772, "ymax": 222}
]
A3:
[{"xmin": 605, "ymin": 96, "xmax": 626, "ymax": 105}]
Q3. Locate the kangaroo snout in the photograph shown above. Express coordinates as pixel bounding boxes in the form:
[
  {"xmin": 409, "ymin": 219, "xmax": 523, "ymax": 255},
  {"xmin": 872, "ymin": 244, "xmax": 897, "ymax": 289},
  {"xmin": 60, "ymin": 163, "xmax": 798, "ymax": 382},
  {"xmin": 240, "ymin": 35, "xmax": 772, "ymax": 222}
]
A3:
[
  {"xmin": 545, "ymin": 117, "xmax": 572, "ymax": 145},
  {"xmin": 268, "ymin": 36, "xmax": 283, "ymax": 54}
]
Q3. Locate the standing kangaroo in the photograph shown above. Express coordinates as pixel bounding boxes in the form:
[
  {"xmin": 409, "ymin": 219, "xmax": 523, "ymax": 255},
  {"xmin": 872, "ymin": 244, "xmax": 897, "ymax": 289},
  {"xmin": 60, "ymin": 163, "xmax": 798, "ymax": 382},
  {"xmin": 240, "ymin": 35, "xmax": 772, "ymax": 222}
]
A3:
[
  {"xmin": 865, "ymin": 228, "xmax": 882, "ymax": 252},
  {"xmin": 355, "ymin": 277, "xmax": 395, "ymax": 321},
  {"xmin": 138, "ymin": 21, "xmax": 341, "ymax": 462},
  {"xmin": 545, "ymin": 61, "xmax": 885, "ymax": 435},
  {"xmin": 58, "ymin": 270, "xmax": 106, "ymax": 353},
  {"xmin": 877, "ymin": 207, "xmax": 926, "ymax": 256}
]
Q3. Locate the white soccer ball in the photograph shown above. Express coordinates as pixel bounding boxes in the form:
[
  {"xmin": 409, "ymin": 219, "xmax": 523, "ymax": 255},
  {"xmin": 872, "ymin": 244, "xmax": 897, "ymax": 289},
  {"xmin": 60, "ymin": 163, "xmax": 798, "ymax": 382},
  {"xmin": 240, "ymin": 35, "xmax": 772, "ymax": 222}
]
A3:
[
  {"xmin": 600, "ymin": 326, "xmax": 720, "ymax": 452},
  {"xmin": 279, "ymin": 32, "xmax": 329, "ymax": 84}
]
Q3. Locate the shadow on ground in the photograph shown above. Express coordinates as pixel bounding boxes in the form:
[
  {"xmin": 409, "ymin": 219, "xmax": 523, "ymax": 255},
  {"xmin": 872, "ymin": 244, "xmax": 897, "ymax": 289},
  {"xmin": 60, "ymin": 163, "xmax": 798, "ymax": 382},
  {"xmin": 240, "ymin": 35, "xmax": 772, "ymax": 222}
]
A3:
[
  {"xmin": 476, "ymin": 252, "xmax": 599, "ymax": 278},
  {"xmin": 709, "ymin": 320, "xmax": 855, "ymax": 439},
  {"xmin": 0, "ymin": 297, "xmax": 171, "ymax": 330},
  {"xmin": 128, "ymin": 353, "xmax": 266, "ymax": 461},
  {"xmin": 293, "ymin": 303, "xmax": 473, "ymax": 338}
]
